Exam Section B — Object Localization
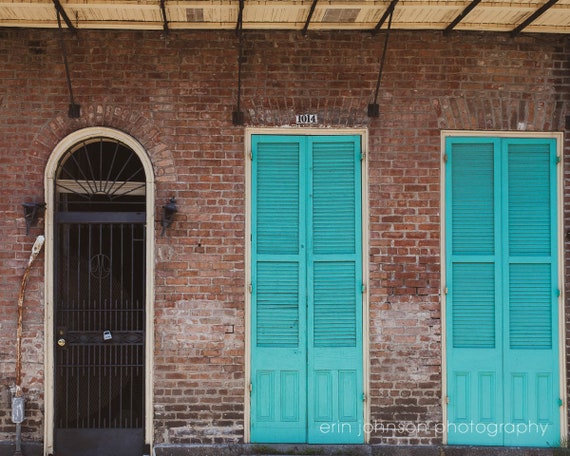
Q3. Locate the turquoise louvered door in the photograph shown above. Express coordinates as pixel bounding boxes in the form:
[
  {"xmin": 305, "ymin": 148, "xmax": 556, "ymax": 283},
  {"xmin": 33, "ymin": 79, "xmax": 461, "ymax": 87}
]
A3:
[
  {"xmin": 251, "ymin": 135, "xmax": 363, "ymax": 444},
  {"xmin": 307, "ymin": 137, "xmax": 363, "ymax": 443},
  {"xmin": 446, "ymin": 139, "xmax": 503, "ymax": 446},
  {"xmin": 502, "ymin": 140, "xmax": 559, "ymax": 446},
  {"xmin": 446, "ymin": 137, "xmax": 560, "ymax": 447},
  {"xmin": 251, "ymin": 137, "xmax": 307, "ymax": 443}
]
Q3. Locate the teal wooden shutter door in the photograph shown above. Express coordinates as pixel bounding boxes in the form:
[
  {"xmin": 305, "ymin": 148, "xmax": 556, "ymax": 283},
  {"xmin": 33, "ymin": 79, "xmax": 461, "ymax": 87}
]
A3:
[
  {"xmin": 446, "ymin": 137, "xmax": 560, "ymax": 447},
  {"xmin": 307, "ymin": 136, "xmax": 363, "ymax": 443},
  {"xmin": 446, "ymin": 138, "xmax": 503, "ymax": 446},
  {"xmin": 251, "ymin": 136, "xmax": 307, "ymax": 442},
  {"xmin": 502, "ymin": 139, "xmax": 559, "ymax": 446},
  {"xmin": 251, "ymin": 135, "xmax": 363, "ymax": 444}
]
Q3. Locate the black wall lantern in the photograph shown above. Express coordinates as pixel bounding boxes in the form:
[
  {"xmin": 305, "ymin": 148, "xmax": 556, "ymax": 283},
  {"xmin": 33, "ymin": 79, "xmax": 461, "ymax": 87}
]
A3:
[
  {"xmin": 161, "ymin": 197, "xmax": 177, "ymax": 236},
  {"xmin": 22, "ymin": 202, "xmax": 46, "ymax": 235}
]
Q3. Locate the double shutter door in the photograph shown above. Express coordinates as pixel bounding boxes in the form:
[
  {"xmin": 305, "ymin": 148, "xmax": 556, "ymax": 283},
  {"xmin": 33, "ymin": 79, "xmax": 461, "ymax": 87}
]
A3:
[
  {"xmin": 446, "ymin": 137, "xmax": 560, "ymax": 446},
  {"xmin": 250, "ymin": 135, "xmax": 364, "ymax": 444}
]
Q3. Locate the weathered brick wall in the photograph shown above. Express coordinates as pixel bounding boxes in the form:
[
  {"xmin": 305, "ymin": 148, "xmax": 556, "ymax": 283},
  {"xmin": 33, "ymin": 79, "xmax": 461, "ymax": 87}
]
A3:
[{"xmin": 0, "ymin": 27, "xmax": 568, "ymax": 447}]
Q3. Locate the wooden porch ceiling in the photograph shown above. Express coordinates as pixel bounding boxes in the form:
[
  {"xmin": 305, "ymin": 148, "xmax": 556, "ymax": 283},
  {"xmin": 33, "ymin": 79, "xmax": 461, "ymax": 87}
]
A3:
[{"xmin": 0, "ymin": 1, "xmax": 569, "ymax": 35}]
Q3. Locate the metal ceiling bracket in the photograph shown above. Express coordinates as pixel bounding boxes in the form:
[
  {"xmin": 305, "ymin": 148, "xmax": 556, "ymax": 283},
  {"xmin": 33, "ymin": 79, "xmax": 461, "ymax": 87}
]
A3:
[
  {"xmin": 52, "ymin": 0, "xmax": 76, "ymax": 33},
  {"xmin": 444, "ymin": 0, "xmax": 483, "ymax": 35},
  {"xmin": 368, "ymin": 6, "xmax": 394, "ymax": 117},
  {"xmin": 233, "ymin": 0, "xmax": 245, "ymax": 126},
  {"xmin": 371, "ymin": 0, "xmax": 399, "ymax": 36},
  {"xmin": 302, "ymin": 0, "xmax": 319, "ymax": 36},
  {"xmin": 511, "ymin": 0, "xmax": 559, "ymax": 36},
  {"xmin": 56, "ymin": 7, "xmax": 81, "ymax": 118},
  {"xmin": 160, "ymin": 0, "xmax": 169, "ymax": 35}
]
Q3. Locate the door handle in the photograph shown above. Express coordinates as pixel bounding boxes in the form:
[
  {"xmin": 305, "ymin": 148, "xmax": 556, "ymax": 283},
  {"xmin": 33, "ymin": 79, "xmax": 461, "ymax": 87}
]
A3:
[{"xmin": 57, "ymin": 326, "xmax": 67, "ymax": 348}]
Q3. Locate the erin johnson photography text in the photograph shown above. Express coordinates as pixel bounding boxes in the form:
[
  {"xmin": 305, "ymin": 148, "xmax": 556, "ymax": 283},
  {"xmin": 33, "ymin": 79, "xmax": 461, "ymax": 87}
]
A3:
[{"xmin": 319, "ymin": 420, "xmax": 549, "ymax": 438}]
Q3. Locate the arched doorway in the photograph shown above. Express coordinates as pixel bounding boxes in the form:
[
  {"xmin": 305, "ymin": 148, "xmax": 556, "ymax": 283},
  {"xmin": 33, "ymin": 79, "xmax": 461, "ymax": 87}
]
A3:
[{"xmin": 44, "ymin": 128, "xmax": 155, "ymax": 456}]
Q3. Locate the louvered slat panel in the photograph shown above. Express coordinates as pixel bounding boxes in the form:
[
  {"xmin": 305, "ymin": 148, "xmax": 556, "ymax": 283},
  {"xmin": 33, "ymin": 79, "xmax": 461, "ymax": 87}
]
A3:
[
  {"xmin": 451, "ymin": 143, "xmax": 495, "ymax": 255},
  {"xmin": 507, "ymin": 143, "xmax": 551, "ymax": 256},
  {"xmin": 312, "ymin": 141, "xmax": 356, "ymax": 255},
  {"xmin": 256, "ymin": 262, "xmax": 300, "ymax": 347},
  {"xmin": 509, "ymin": 264, "xmax": 552, "ymax": 350},
  {"xmin": 313, "ymin": 262, "xmax": 356, "ymax": 347},
  {"xmin": 256, "ymin": 141, "xmax": 300, "ymax": 255},
  {"xmin": 452, "ymin": 263, "xmax": 495, "ymax": 348}
]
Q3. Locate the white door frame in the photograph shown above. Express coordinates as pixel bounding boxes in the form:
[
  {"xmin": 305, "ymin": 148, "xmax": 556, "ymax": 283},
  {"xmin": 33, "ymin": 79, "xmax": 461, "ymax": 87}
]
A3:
[
  {"xmin": 439, "ymin": 130, "xmax": 567, "ymax": 445},
  {"xmin": 243, "ymin": 127, "xmax": 370, "ymax": 443},
  {"xmin": 43, "ymin": 127, "xmax": 156, "ymax": 455}
]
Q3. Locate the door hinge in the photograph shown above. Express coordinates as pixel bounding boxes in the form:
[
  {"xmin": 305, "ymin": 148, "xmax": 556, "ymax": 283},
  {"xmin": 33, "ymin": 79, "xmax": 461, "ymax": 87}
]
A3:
[
  {"xmin": 248, "ymin": 283, "xmax": 253, "ymax": 294},
  {"xmin": 362, "ymin": 393, "xmax": 366, "ymax": 402},
  {"xmin": 557, "ymin": 289, "xmax": 561, "ymax": 298},
  {"xmin": 249, "ymin": 151, "xmax": 253, "ymax": 161},
  {"xmin": 443, "ymin": 154, "xmax": 448, "ymax": 163},
  {"xmin": 249, "ymin": 382, "xmax": 253, "ymax": 393},
  {"xmin": 361, "ymin": 283, "xmax": 367, "ymax": 293},
  {"xmin": 445, "ymin": 396, "xmax": 450, "ymax": 404},
  {"xmin": 558, "ymin": 398, "xmax": 563, "ymax": 407},
  {"xmin": 556, "ymin": 156, "xmax": 561, "ymax": 165},
  {"xmin": 360, "ymin": 153, "xmax": 366, "ymax": 161},
  {"xmin": 444, "ymin": 287, "xmax": 448, "ymax": 295}
]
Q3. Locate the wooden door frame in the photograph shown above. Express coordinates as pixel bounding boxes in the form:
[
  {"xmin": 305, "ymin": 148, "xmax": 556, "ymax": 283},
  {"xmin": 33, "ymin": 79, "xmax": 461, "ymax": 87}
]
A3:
[
  {"xmin": 243, "ymin": 127, "xmax": 370, "ymax": 443},
  {"xmin": 44, "ymin": 127, "xmax": 156, "ymax": 455}
]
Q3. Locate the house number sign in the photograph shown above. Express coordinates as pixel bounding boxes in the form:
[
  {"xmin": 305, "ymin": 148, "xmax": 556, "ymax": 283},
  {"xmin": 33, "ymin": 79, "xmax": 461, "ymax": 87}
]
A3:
[{"xmin": 295, "ymin": 114, "xmax": 318, "ymax": 125}]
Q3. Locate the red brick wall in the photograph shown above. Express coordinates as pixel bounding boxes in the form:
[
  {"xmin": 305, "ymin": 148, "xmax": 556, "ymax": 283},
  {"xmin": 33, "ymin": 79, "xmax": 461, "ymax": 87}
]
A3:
[{"xmin": 0, "ymin": 28, "xmax": 568, "ymax": 446}]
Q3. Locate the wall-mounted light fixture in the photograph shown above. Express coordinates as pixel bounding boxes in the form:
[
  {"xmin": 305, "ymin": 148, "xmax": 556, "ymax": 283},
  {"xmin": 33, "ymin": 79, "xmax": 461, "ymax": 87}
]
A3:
[
  {"xmin": 22, "ymin": 202, "xmax": 46, "ymax": 235},
  {"xmin": 161, "ymin": 197, "xmax": 178, "ymax": 236}
]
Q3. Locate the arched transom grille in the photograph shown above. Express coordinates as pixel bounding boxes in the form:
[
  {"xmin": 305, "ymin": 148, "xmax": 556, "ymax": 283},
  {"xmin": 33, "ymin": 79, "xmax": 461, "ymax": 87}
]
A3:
[{"xmin": 55, "ymin": 138, "xmax": 146, "ymax": 212}]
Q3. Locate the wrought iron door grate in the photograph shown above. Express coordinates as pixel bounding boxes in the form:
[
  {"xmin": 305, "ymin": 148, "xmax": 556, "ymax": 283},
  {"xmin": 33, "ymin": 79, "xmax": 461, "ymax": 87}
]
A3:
[{"xmin": 55, "ymin": 222, "xmax": 145, "ymax": 429}]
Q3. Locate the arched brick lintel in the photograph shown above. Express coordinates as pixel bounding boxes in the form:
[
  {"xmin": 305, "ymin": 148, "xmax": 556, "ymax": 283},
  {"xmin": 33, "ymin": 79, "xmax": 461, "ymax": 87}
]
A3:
[
  {"xmin": 31, "ymin": 104, "xmax": 177, "ymax": 189},
  {"xmin": 433, "ymin": 96, "xmax": 568, "ymax": 132}
]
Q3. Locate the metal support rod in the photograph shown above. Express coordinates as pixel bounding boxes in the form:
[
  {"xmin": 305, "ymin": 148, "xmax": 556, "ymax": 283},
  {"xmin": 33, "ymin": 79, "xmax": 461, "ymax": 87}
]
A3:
[
  {"xmin": 233, "ymin": 0, "xmax": 245, "ymax": 125},
  {"xmin": 371, "ymin": 0, "xmax": 398, "ymax": 36},
  {"xmin": 56, "ymin": 8, "xmax": 81, "ymax": 118},
  {"xmin": 444, "ymin": 0, "xmax": 483, "ymax": 35},
  {"xmin": 160, "ymin": 0, "xmax": 169, "ymax": 35},
  {"xmin": 511, "ymin": 0, "xmax": 559, "ymax": 36},
  {"xmin": 52, "ymin": 0, "xmax": 76, "ymax": 33},
  {"xmin": 302, "ymin": 0, "xmax": 319, "ymax": 36},
  {"xmin": 237, "ymin": 38, "xmax": 243, "ymax": 112},
  {"xmin": 372, "ymin": 7, "xmax": 394, "ymax": 106},
  {"xmin": 235, "ymin": 0, "xmax": 244, "ymax": 36}
]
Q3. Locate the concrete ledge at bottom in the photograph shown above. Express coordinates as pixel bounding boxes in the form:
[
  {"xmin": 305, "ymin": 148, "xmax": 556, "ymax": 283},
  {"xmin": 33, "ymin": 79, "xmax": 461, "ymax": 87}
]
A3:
[
  {"xmin": 153, "ymin": 444, "xmax": 558, "ymax": 456},
  {"xmin": 0, "ymin": 442, "xmax": 43, "ymax": 456}
]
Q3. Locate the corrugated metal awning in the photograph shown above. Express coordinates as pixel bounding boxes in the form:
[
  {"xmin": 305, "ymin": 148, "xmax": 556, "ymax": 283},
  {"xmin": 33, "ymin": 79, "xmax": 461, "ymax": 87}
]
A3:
[{"xmin": 0, "ymin": 1, "xmax": 569, "ymax": 35}]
